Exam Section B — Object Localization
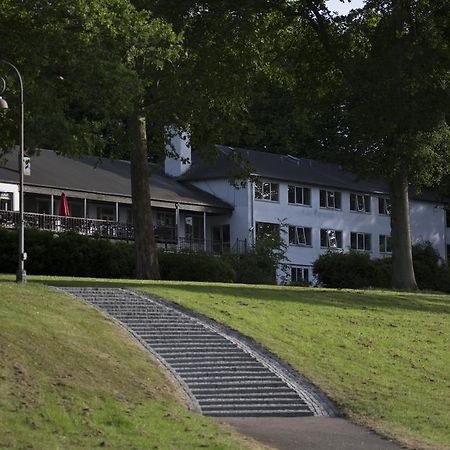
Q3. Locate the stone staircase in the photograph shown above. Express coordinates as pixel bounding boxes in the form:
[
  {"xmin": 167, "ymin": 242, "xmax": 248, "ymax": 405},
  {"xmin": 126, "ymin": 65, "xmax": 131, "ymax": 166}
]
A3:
[{"xmin": 60, "ymin": 287, "xmax": 333, "ymax": 418}]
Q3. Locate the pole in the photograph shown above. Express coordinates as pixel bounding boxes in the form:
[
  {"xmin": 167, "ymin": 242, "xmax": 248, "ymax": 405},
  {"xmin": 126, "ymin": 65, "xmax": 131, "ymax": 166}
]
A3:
[{"xmin": 1, "ymin": 59, "xmax": 26, "ymax": 283}]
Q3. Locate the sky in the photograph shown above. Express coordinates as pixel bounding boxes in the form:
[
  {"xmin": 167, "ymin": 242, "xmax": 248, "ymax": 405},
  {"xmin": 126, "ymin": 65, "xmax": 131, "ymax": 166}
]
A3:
[{"xmin": 326, "ymin": 0, "xmax": 365, "ymax": 15}]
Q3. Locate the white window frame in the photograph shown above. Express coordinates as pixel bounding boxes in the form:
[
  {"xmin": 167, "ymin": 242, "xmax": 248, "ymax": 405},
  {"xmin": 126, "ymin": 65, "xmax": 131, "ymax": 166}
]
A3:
[
  {"xmin": 378, "ymin": 197, "xmax": 391, "ymax": 215},
  {"xmin": 320, "ymin": 229, "xmax": 343, "ymax": 249},
  {"xmin": 320, "ymin": 190, "xmax": 342, "ymax": 209},
  {"xmin": 379, "ymin": 235, "xmax": 392, "ymax": 253},
  {"xmin": 288, "ymin": 185, "xmax": 311, "ymax": 206},
  {"xmin": 255, "ymin": 181, "xmax": 279, "ymax": 202},
  {"xmin": 350, "ymin": 193, "xmax": 371, "ymax": 213},
  {"xmin": 291, "ymin": 266, "xmax": 310, "ymax": 284},
  {"xmin": 256, "ymin": 221, "xmax": 280, "ymax": 241},
  {"xmin": 350, "ymin": 232, "xmax": 371, "ymax": 251},
  {"xmin": 289, "ymin": 225, "xmax": 312, "ymax": 246}
]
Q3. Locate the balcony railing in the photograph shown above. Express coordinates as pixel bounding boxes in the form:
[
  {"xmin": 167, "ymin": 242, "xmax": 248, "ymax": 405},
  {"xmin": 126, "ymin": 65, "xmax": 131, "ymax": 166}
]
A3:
[
  {"xmin": 0, "ymin": 210, "xmax": 248, "ymax": 254},
  {"xmin": 0, "ymin": 210, "xmax": 134, "ymax": 240}
]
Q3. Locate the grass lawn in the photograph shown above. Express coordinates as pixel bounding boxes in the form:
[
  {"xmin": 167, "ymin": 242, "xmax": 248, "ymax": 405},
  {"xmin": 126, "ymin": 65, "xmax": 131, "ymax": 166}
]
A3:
[
  {"xmin": 2, "ymin": 275, "xmax": 450, "ymax": 450},
  {"xmin": 0, "ymin": 280, "xmax": 263, "ymax": 449},
  {"xmin": 137, "ymin": 282, "xmax": 450, "ymax": 450}
]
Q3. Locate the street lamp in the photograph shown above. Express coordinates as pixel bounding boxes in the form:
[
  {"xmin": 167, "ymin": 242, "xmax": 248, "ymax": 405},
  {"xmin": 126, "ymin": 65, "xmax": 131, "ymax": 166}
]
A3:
[{"xmin": 0, "ymin": 59, "xmax": 26, "ymax": 283}]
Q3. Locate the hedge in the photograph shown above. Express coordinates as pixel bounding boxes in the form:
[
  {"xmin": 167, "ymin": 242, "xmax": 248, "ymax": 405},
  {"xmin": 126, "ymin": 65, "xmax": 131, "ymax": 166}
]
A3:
[
  {"xmin": 313, "ymin": 242, "xmax": 450, "ymax": 292},
  {"xmin": 0, "ymin": 228, "xmax": 278, "ymax": 284}
]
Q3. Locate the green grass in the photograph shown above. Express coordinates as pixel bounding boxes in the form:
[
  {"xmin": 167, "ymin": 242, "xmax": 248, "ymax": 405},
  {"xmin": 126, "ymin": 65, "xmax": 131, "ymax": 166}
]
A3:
[
  {"xmin": 3, "ymin": 275, "xmax": 450, "ymax": 450},
  {"xmin": 0, "ymin": 280, "xmax": 263, "ymax": 449},
  {"xmin": 138, "ymin": 282, "xmax": 450, "ymax": 450}
]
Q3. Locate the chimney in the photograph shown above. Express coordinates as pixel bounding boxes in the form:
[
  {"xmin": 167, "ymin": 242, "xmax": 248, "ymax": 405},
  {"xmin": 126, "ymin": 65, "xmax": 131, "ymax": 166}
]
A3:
[{"xmin": 164, "ymin": 130, "xmax": 191, "ymax": 177}]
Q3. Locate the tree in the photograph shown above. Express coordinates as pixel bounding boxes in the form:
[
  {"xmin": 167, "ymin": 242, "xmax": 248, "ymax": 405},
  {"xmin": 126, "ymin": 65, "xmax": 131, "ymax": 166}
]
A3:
[
  {"xmin": 0, "ymin": 0, "xmax": 181, "ymax": 278},
  {"xmin": 301, "ymin": 0, "xmax": 450, "ymax": 289},
  {"xmin": 223, "ymin": 0, "xmax": 450, "ymax": 290},
  {"xmin": 0, "ymin": 0, "xmax": 280, "ymax": 279}
]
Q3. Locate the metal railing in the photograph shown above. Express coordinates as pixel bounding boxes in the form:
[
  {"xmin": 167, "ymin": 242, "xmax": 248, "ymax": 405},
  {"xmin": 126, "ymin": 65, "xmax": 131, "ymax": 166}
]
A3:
[
  {"xmin": 0, "ymin": 210, "xmax": 134, "ymax": 241},
  {"xmin": 0, "ymin": 210, "xmax": 248, "ymax": 254}
]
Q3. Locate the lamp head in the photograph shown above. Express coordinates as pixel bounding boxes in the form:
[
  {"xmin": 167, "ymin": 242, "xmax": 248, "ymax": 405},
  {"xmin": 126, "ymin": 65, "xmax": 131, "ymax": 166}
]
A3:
[{"xmin": 0, "ymin": 96, "xmax": 8, "ymax": 109}]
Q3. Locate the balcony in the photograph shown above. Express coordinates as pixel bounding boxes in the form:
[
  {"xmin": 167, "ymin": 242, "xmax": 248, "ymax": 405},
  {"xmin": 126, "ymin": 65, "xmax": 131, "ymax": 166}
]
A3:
[{"xmin": 0, "ymin": 210, "xmax": 247, "ymax": 254}]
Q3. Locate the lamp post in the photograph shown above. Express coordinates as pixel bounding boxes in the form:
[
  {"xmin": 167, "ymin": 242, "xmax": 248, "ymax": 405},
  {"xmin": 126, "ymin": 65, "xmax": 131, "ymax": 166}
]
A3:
[{"xmin": 0, "ymin": 59, "xmax": 26, "ymax": 283}]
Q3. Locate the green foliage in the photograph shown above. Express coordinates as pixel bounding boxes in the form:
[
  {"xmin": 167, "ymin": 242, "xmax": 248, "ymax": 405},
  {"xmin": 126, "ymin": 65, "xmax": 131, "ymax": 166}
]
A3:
[
  {"xmin": 0, "ymin": 229, "xmax": 134, "ymax": 278},
  {"xmin": 159, "ymin": 250, "xmax": 236, "ymax": 283},
  {"xmin": 313, "ymin": 250, "xmax": 390, "ymax": 289},
  {"xmin": 313, "ymin": 243, "xmax": 450, "ymax": 292},
  {"xmin": 0, "ymin": 229, "xmax": 283, "ymax": 284}
]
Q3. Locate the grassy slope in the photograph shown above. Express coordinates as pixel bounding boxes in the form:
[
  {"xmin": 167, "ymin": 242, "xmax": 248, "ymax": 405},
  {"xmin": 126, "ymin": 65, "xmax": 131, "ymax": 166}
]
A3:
[
  {"xmin": 135, "ymin": 282, "xmax": 450, "ymax": 450},
  {"xmin": 0, "ymin": 281, "xmax": 262, "ymax": 450}
]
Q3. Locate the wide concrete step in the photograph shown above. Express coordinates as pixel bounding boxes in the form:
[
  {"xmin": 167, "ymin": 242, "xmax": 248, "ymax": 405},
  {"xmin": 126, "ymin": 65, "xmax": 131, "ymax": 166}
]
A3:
[
  {"xmin": 183, "ymin": 375, "xmax": 281, "ymax": 383},
  {"xmin": 195, "ymin": 391, "xmax": 302, "ymax": 400},
  {"xmin": 176, "ymin": 369, "xmax": 269, "ymax": 376},
  {"xmin": 190, "ymin": 386, "xmax": 295, "ymax": 395},
  {"xmin": 198, "ymin": 397, "xmax": 306, "ymax": 405},
  {"xmin": 201, "ymin": 403, "xmax": 310, "ymax": 411},
  {"xmin": 146, "ymin": 337, "xmax": 226, "ymax": 344},
  {"xmin": 204, "ymin": 409, "xmax": 313, "ymax": 417},
  {"xmin": 150, "ymin": 345, "xmax": 237, "ymax": 352}
]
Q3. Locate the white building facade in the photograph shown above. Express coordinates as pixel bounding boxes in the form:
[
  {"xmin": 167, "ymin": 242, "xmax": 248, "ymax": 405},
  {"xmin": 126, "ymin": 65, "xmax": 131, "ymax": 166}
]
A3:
[{"xmin": 0, "ymin": 143, "xmax": 448, "ymax": 284}]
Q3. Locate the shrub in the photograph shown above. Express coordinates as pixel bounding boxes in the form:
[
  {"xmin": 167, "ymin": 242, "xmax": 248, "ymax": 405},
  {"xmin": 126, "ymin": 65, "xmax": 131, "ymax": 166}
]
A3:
[
  {"xmin": 312, "ymin": 250, "xmax": 383, "ymax": 289},
  {"xmin": 313, "ymin": 242, "xmax": 450, "ymax": 292},
  {"xmin": 0, "ymin": 228, "xmax": 134, "ymax": 278},
  {"xmin": 159, "ymin": 250, "xmax": 236, "ymax": 282},
  {"xmin": 0, "ymin": 228, "xmax": 284, "ymax": 284}
]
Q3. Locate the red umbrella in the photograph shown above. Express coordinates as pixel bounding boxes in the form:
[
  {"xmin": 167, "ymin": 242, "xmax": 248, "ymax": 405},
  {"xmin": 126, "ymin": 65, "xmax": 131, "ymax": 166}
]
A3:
[{"xmin": 58, "ymin": 192, "xmax": 70, "ymax": 217}]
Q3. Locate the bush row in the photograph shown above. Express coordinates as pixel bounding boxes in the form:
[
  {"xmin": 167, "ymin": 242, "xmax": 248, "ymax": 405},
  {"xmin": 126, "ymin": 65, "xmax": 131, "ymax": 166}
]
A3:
[
  {"xmin": 0, "ymin": 229, "xmax": 277, "ymax": 284},
  {"xmin": 312, "ymin": 242, "xmax": 450, "ymax": 292}
]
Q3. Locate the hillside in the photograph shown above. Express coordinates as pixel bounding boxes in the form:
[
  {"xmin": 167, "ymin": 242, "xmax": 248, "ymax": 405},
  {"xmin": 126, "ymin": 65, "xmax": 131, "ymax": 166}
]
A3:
[{"xmin": 0, "ymin": 281, "xmax": 260, "ymax": 449}]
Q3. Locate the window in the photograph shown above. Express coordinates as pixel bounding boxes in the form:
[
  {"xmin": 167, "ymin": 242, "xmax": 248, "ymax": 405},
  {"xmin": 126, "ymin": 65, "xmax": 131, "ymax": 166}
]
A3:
[
  {"xmin": 36, "ymin": 198, "xmax": 51, "ymax": 214},
  {"xmin": 291, "ymin": 266, "xmax": 310, "ymax": 284},
  {"xmin": 379, "ymin": 235, "xmax": 392, "ymax": 253},
  {"xmin": 0, "ymin": 192, "xmax": 13, "ymax": 211},
  {"xmin": 350, "ymin": 193, "xmax": 371, "ymax": 213},
  {"xmin": 256, "ymin": 221, "xmax": 280, "ymax": 241},
  {"xmin": 255, "ymin": 181, "xmax": 279, "ymax": 202},
  {"xmin": 289, "ymin": 226, "xmax": 312, "ymax": 246},
  {"xmin": 320, "ymin": 229, "xmax": 343, "ymax": 248},
  {"xmin": 320, "ymin": 190, "xmax": 341, "ymax": 209},
  {"xmin": 350, "ymin": 232, "xmax": 371, "ymax": 251},
  {"xmin": 155, "ymin": 211, "xmax": 177, "ymax": 242},
  {"xmin": 97, "ymin": 206, "xmax": 115, "ymax": 221},
  {"xmin": 379, "ymin": 198, "xmax": 391, "ymax": 215},
  {"xmin": 69, "ymin": 199, "xmax": 84, "ymax": 218},
  {"xmin": 185, "ymin": 215, "xmax": 204, "ymax": 240},
  {"xmin": 288, "ymin": 185, "xmax": 311, "ymax": 206}
]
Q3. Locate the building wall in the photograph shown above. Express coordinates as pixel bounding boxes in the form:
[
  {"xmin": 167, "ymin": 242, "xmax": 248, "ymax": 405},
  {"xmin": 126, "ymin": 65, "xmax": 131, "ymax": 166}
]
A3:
[
  {"xmin": 0, "ymin": 182, "xmax": 19, "ymax": 210},
  {"xmin": 191, "ymin": 177, "xmax": 447, "ymax": 283},
  {"xmin": 190, "ymin": 179, "xmax": 253, "ymax": 245}
]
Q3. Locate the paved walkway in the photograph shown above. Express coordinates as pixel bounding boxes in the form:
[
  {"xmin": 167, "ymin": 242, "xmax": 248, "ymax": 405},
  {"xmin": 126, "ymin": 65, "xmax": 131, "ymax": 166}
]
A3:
[{"xmin": 224, "ymin": 417, "xmax": 404, "ymax": 450}]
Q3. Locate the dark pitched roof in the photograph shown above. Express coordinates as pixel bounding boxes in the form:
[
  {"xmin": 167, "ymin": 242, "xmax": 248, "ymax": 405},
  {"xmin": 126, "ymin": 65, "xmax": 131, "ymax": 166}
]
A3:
[
  {"xmin": 181, "ymin": 145, "xmax": 441, "ymax": 202},
  {"xmin": 181, "ymin": 146, "xmax": 389, "ymax": 194},
  {"xmin": 0, "ymin": 149, "xmax": 232, "ymax": 211}
]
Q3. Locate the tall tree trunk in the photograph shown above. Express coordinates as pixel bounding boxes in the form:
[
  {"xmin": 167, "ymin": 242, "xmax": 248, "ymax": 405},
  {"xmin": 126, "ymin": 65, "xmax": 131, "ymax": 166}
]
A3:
[
  {"xmin": 389, "ymin": 169, "xmax": 417, "ymax": 290},
  {"xmin": 128, "ymin": 107, "xmax": 160, "ymax": 279}
]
